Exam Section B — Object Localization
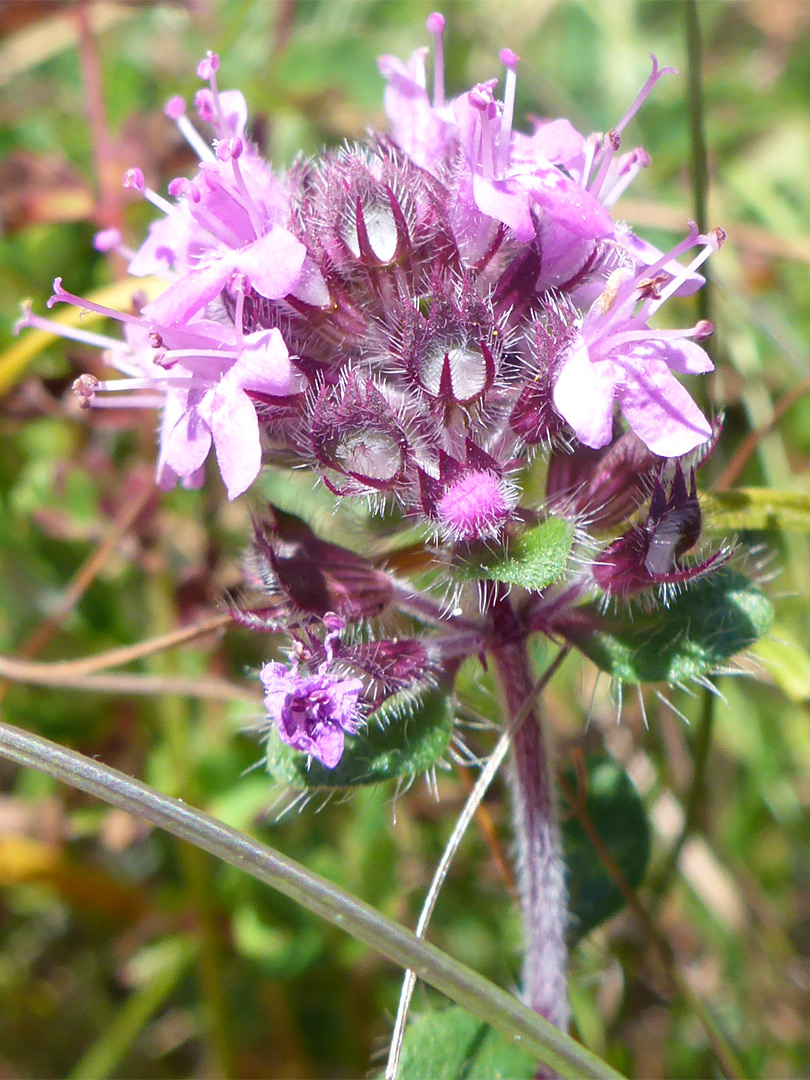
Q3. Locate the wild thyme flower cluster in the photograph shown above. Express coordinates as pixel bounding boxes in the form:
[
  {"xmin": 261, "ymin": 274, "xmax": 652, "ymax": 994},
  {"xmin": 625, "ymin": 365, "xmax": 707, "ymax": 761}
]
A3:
[{"xmin": 20, "ymin": 15, "xmax": 729, "ymax": 770}]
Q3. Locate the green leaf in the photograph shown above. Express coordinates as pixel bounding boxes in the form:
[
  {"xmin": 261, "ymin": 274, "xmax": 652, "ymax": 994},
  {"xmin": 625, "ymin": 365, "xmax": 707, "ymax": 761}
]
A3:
[
  {"xmin": 458, "ymin": 517, "xmax": 575, "ymax": 591},
  {"xmin": 753, "ymin": 626, "xmax": 810, "ymax": 703},
  {"xmin": 265, "ymin": 688, "xmax": 455, "ymax": 789},
  {"xmin": 396, "ymin": 1006, "xmax": 537, "ymax": 1080},
  {"xmin": 567, "ymin": 569, "xmax": 772, "ymax": 685},
  {"xmin": 562, "ymin": 757, "xmax": 650, "ymax": 942},
  {"xmin": 701, "ymin": 488, "xmax": 810, "ymax": 534}
]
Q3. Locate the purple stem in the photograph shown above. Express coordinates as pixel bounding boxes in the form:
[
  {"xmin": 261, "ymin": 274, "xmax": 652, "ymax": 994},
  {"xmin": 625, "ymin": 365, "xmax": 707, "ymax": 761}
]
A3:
[{"xmin": 490, "ymin": 598, "xmax": 569, "ymax": 1059}]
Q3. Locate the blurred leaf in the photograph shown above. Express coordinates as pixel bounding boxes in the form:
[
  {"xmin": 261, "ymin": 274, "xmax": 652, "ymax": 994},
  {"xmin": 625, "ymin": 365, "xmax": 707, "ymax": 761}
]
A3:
[
  {"xmin": 702, "ymin": 488, "xmax": 810, "ymax": 533},
  {"xmin": 561, "ymin": 757, "xmax": 650, "ymax": 942},
  {"xmin": 395, "ymin": 1005, "xmax": 536, "ymax": 1080},
  {"xmin": 565, "ymin": 569, "xmax": 773, "ymax": 685},
  {"xmin": 68, "ymin": 937, "xmax": 195, "ymax": 1080},
  {"xmin": 753, "ymin": 625, "xmax": 810, "ymax": 703},
  {"xmin": 265, "ymin": 687, "xmax": 455, "ymax": 789},
  {"xmin": 231, "ymin": 903, "xmax": 323, "ymax": 978}
]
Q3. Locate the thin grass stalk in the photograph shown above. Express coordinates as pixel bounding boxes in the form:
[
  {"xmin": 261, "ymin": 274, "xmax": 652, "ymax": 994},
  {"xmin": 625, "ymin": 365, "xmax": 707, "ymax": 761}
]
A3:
[{"xmin": 0, "ymin": 717, "xmax": 623, "ymax": 1080}]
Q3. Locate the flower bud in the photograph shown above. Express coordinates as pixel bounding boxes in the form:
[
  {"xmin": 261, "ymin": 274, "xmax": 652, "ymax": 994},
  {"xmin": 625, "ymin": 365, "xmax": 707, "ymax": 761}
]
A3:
[
  {"xmin": 310, "ymin": 374, "xmax": 410, "ymax": 494},
  {"xmin": 593, "ymin": 465, "xmax": 730, "ymax": 596},
  {"xmin": 246, "ymin": 506, "xmax": 394, "ymax": 622}
]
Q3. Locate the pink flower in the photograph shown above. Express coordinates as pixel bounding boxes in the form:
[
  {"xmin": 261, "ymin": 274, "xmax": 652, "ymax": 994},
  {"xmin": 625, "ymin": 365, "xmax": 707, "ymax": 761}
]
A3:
[{"xmin": 552, "ymin": 225, "xmax": 721, "ymax": 457}]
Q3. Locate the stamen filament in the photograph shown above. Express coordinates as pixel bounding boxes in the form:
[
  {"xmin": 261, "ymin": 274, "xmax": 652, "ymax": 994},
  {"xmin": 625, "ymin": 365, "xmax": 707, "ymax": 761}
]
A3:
[
  {"xmin": 142, "ymin": 187, "xmax": 176, "ymax": 216},
  {"xmin": 177, "ymin": 113, "xmax": 216, "ymax": 163},
  {"xmin": 88, "ymin": 394, "xmax": 168, "ymax": 409},
  {"xmin": 16, "ymin": 308, "xmax": 126, "ymax": 352},
  {"xmin": 95, "ymin": 376, "xmax": 204, "ymax": 392},
  {"xmin": 48, "ymin": 280, "xmax": 144, "ymax": 328},
  {"xmin": 499, "ymin": 50, "xmax": 519, "ymax": 174},
  {"xmin": 426, "ymin": 13, "xmax": 445, "ymax": 107},
  {"xmin": 647, "ymin": 239, "xmax": 719, "ymax": 315}
]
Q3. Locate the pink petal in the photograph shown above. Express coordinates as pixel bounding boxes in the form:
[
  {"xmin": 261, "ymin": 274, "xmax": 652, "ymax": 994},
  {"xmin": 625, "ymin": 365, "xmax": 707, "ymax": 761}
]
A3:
[
  {"xmin": 207, "ymin": 385, "xmax": 262, "ymax": 499},
  {"xmin": 162, "ymin": 395, "xmax": 213, "ymax": 478},
  {"xmin": 656, "ymin": 338, "xmax": 714, "ymax": 376},
  {"xmin": 616, "ymin": 360, "xmax": 712, "ymax": 457},
  {"xmin": 621, "ymin": 337, "xmax": 713, "ymax": 377},
  {"xmin": 379, "ymin": 54, "xmax": 457, "ymax": 172},
  {"xmin": 232, "ymin": 328, "xmax": 292, "ymax": 397},
  {"xmin": 143, "ymin": 262, "xmax": 230, "ymax": 325},
  {"xmin": 472, "ymin": 174, "xmax": 535, "ymax": 242},
  {"xmin": 524, "ymin": 168, "xmax": 613, "ymax": 240},
  {"xmin": 514, "ymin": 118, "xmax": 587, "ymax": 170},
  {"xmin": 236, "ymin": 227, "xmax": 306, "ymax": 300},
  {"xmin": 553, "ymin": 338, "xmax": 617, "ymax": 448},
  {"xmin": 128, "ymin": 207, "xmax": 196, "ymax": 277},
  {"xmin": 218, "ymin": 90, "xmax": 248, "ymax": 138},
  {"xmin": 310, "ymin": 724, "xmax": 345, "ymax": 768}
]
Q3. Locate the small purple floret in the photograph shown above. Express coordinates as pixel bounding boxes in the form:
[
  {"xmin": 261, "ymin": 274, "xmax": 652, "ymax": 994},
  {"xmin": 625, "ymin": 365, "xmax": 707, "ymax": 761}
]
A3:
[{"xmin": 260, "ymin": 662, "xmax": 363, "ymax": 769}]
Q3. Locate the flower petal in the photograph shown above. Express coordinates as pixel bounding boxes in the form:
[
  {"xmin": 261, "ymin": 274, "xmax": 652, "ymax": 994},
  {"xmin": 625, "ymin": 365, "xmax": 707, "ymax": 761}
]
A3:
[
  {"xmin": 162, "ymin": 392, "xmax": 213, "ymax": 478},
  {"xmin": 207, "ymin": 385, "xmax": 262, "ymax": 499},
  {"xmin": 236, "ymin": 227, "xmax": 306, "ymax": 300},
  {"xmin": 616, "ymin": 360, "xmax": 712, "ymax": 456},
  {"xmin": 472, "ymin": 174, "xmax": 535, "ymax": 241},
  {"xmin": 524, "ymin": 168, "xmax": 613, "ymax": 240},
  {"xmin": 553, "ymin": 338, "xmax": 617, "ymax": 448},
  {"xmin": 233, "ymin": 328, "xmax": 292, "ymax": 396},
  {"xmin": 143, "ymin": 262, "xmax": 230, "ymax": 326}
]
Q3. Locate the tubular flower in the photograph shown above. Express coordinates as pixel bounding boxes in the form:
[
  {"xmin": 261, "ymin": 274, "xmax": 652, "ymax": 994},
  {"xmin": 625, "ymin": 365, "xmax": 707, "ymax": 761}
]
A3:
[{"xmin": 260, "ymin": 617, "xmax": 363, "ymax": 769}]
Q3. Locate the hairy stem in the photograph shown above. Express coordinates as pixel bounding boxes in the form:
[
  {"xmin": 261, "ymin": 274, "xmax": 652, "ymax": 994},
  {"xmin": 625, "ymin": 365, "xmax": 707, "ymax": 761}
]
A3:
[
  {"xmin": 386, "ymin": 646, "xmax": 571, "ymax": 1080},
  {"xmin": 490, "ymin": 600, "xmax": 569, "ymax": 1041},
  {"xmin": 506, "ymin": 669, "xmax": 569, "ymax": 1028}
]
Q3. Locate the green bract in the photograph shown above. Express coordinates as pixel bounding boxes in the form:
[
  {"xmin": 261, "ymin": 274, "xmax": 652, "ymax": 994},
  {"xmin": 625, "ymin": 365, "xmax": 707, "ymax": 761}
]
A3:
[{"xmin": 457, "ymin": 517, "xmax": 575, "ymax": 591}]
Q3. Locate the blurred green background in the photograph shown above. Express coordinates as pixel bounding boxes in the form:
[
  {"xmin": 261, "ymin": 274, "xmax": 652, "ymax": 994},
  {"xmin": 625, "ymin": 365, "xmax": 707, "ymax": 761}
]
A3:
[{"xmin": 0, "ymin": 1, "xmax": 809, "ymax": 1076}]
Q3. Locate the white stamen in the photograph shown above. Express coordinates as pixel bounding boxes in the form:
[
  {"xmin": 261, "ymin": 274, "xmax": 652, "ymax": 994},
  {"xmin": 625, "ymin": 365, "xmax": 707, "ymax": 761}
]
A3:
[
  {"xmin": 176, "ymin": 113, "xmax": 216, "ymax": 163},
  {"xmin": 648, "ymin": 240, "xmax": 717, "ymax": 315}
]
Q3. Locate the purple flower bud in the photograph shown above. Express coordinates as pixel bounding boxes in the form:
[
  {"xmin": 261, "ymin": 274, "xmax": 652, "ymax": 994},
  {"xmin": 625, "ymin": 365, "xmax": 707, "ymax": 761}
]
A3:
[
  {"xmin": 419, "ymin": 440, "xmax": 516, "ymax": 541},
  {"xmin": 593, "ymin": 465, "xmax": 730, "ymax": 595},
  {"xmin": 340, "ymin": 639, "xmax": 434, "ymax": 707},
  {"xmin": 245, "ymin": 507, "xmax": 394, "ymax": 623},
  {"xmin": 310, "ymin": 374, "xmax": 410, "ymax": 495},
  {"xmin": 546, "ymin": 431, "xmax": 658, "ymax": 528}
]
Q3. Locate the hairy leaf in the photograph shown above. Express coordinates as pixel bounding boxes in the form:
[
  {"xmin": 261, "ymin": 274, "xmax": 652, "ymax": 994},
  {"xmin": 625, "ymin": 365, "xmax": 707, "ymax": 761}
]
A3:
[
  {"xmin": 457, "ymin": 517, "xmax": 574, "ymax": 591},
  {"xmin": 396, "ymin": 1006, "xmax": 536, "ymax": 1080},
  {"xmin": 564, "ymin": 569, "xmax": 772, "ymax": 684}
]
